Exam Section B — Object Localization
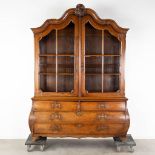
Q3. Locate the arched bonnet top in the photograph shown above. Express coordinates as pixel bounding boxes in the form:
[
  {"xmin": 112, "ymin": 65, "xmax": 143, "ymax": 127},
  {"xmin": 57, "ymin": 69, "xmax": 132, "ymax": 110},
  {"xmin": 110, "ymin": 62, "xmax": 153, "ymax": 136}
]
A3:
[{"xmin": 31, "ymin": 4, "xmax": 129, "ymax": 35}]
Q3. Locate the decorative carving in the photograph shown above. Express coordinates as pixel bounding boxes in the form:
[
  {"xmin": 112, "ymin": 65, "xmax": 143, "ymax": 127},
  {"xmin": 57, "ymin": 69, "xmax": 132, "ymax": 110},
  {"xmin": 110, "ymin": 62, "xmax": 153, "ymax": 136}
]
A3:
[{"xmin": 75, "ymin": 4, "xmax": 86, "ymax": 17}]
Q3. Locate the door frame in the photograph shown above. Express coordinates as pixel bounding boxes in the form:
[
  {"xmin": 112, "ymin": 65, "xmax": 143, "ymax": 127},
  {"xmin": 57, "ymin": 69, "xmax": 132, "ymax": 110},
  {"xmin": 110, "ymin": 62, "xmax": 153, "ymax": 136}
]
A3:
[
  {"xmin": 34, "ymin": 15, "xmax": 79, "ymax": 97},
  {"xmin": 81, "ymin": 15, "xmax": 125, "ymax": 97}
]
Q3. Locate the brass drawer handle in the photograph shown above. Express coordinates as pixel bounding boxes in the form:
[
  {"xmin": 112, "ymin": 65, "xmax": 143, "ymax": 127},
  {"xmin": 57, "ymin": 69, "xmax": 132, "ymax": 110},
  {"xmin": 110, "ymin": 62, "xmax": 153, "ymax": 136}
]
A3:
[
  {"xmin": 96, "ymin": 125, "xmax": 108, "ymax": 131},
  {"xmin": 97, "ymin": 113, "xmax": 107, "ymax": 120},
  {"xmin": 51, "ymin": 125, "xmax": 62, "ymax": 132},
  {"xmin": 50, "ymin": 113, "xmax": 62, "ymax": 120},
  {"xmin": 51, "ymin": 101, "xmax": 61, "ymax": 109},
  {"xmin": 98, "ymin": 103, "xmax": 106, "ymax": 109}
]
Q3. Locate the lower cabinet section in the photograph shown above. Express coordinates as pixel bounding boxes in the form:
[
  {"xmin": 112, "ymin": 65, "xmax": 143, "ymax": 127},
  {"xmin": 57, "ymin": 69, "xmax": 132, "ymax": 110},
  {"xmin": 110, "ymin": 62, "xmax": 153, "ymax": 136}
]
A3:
[
  {"xmin": 34, "ymin": 123, "xmax": 129, "ymax": 136},
  {"xmin": 29, "ymin": 100, "xmax": 130, "ymax": 138}
]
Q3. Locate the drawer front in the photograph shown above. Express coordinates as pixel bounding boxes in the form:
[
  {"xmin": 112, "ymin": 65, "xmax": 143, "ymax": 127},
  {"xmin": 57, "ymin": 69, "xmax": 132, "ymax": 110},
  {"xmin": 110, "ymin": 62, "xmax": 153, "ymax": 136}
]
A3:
[
  {"xmin": 33, "ymin": 101, "xmax": 126, "ymax": 112},
  {"xmin": 34, "ymin": 111, "xmax": 126, "ymax": 123},
  {"xmin": 34, "ymin": 123, "xmax": 128, "ymax": 135},
  {"xmin": 81, "ymin": 102, "xmax": 126, "ymax": 111},
  {"xmin": 33, "ymin": 101, "xmax": 77, "ymax": 112}
]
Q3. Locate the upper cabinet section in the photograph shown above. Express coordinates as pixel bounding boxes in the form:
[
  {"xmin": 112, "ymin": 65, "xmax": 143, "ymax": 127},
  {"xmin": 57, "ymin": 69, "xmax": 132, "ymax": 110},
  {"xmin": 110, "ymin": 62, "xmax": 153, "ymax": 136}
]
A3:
[{"xmin": 32, "ymin": 4, "xmax": 128, "ymax": 97}]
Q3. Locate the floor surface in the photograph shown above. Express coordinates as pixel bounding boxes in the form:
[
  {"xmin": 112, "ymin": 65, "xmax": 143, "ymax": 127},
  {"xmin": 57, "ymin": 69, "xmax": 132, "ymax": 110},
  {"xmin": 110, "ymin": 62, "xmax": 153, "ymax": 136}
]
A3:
[{"xmin": 0, "ymin": 139, "xmax": 155, "ymax": 155}]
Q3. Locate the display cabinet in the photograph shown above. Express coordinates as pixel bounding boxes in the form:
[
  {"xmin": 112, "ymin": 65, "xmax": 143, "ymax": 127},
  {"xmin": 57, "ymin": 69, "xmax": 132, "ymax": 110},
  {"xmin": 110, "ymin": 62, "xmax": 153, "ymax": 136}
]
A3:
[{"xmin": 29, "ymin": 4, "xmax": 131, "ymax": 143}]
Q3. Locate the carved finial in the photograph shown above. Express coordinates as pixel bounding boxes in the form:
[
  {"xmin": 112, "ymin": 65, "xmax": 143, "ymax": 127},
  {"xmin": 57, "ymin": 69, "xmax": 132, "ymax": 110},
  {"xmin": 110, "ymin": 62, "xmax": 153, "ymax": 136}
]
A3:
[{"xmin": 75, "ymin": 4, "xmax": 86, "ymax": 17}]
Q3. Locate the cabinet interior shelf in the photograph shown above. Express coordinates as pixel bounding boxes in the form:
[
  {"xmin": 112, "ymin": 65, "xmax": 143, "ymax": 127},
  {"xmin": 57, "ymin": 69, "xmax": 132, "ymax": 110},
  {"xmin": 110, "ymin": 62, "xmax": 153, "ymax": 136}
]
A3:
[
  {"xmin": 40, "ymin": 54, "xmax": 120, "ymax": 57},
  {"xmin": 39, "ymin": 72, "xmax": 120, "ymax": 76},
  {"xmin": 40, "ymin": 64, "xmax": 74, "ymax": 67},
  {"xmin": 40, "ymin": 64, "xmax": 119, "ymax": 67},
  {"xmin": 85, "ymin": 54, "xmax": 120, "ymax": 57},
  {"xmin": 39, "ymin": 72, "xmax": 74, "ymax": 76},
  {"xmin": 85, "ymin": 64, "xmax": 119, "ymax": 66},
  {"xmin": 40, "ymin": 54, "xmax": 74, "ymax": 57},
  {"xmin": 85, "ymin": 73, "xmax": 120, "ymax": 75}
]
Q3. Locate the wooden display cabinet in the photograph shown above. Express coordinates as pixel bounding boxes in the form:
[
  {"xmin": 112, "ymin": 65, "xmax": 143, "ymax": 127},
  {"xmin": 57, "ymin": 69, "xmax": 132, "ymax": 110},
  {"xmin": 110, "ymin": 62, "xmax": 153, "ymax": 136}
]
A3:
[{"xmin": 29, "ymin": 4, "xmax": 131, "ymax": 142}]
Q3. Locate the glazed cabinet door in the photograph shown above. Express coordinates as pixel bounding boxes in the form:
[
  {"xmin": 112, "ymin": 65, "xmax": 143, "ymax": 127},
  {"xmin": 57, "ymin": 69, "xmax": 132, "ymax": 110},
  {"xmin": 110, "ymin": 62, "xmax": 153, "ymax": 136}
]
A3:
[
  {"xmin": 35, "ymin": 16, "xmax": 79, "ymax": 96},
  {"xmin": 81, "ymin": 16, "xmax": 124, "ymax": 97}
]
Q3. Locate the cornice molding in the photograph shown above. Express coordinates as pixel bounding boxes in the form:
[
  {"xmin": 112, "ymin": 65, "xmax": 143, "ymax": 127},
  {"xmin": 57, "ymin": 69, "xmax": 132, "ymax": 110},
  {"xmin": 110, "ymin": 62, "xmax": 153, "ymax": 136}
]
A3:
[{"xmin": 31, "ymin": 4, "xmax": 129, "ymax": 34}]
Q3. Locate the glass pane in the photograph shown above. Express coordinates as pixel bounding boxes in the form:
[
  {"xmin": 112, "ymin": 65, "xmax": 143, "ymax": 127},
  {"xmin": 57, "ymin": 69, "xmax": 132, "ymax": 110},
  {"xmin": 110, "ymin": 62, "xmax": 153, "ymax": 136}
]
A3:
[
  {"xmin": 39, "ymin": 30, "xmax": 56, "ymax": 92},
  {"xmin": 39, "ymin": 22, "xmax": 75, "ymax": 93},
  {"xmin": 57, "ymin": 56, "xmax": 74, "ymax": 92},
  {"xmin": 85, "ymin": 22, "xmax": 102, "ymax": 55},
  {"xmin": 40, "ymin": 57, "xmax": 56, "ymax": 73},
  {"xmin": 104, "ymin": 30, "xmax": 120, "ymax": 55},
  {"xmin": 58, "ymin": 22, "xmax": 74, "ymax": 54},
  {"xmin": 39, "ymin": 30, "xmax": 56, "ymax": 54},
  {"xmin": 58, "ymin": 56, "xmax": 74, "ymax": 74},
  {"xmin": 103, "ymin": 75, "xmax": 119, "ymax": 92},
  {"xmin": 84, "ymin": 23, "xmax": 121, "ymax": 93},
  {"xmin": 104, "ymin": 56, "xmax": 119, "ymax": 74},
  {"xmin": 39, "ymin": 56, "xmax": 56, "ymax": 92},
  {"xmin": 85, "ymin": 22, "xmax": 102, "ymax": 92},
  {"xmin": 57, "ymin": 22, "xmax": 74, "ymax": 92},
  {"xmin": 57, "ymin": 75, "xmax": 74, "ymax": 92},
  {"xmin": 40, "ymin": 75, "xmax": 56, "ymax": 92},
  {"xmin": 103, "ymin": 31, "xmax": 120, "ymax": 92},
  {"xmin": 86, "ymin": 75, "xmax": 102, "ymax": 92},
  {"xmin": 85, "ymin": 56, "xmax": 102, "ymax": 74}
]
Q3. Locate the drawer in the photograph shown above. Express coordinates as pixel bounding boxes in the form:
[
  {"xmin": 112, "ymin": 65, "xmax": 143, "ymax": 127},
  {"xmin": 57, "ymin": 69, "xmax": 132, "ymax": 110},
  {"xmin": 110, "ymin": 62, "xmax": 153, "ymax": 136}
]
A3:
[
  {"xmin": 33, "ymin": 101, "xmax": 126, "ymax": 112},
  {"xmin": 34, "ymin": 111, "xmax": 127, "ymax": 123},
  {"xmin": 34, "ymin": 123, "xmax": 128, "ymax": 135},
  {"xmin": 81, "ymin": 102, "xmax": 126, "ymax": 111},
  {"xmin": 33, "ymin": 101, "xmax": 77, "ymax": 112}
]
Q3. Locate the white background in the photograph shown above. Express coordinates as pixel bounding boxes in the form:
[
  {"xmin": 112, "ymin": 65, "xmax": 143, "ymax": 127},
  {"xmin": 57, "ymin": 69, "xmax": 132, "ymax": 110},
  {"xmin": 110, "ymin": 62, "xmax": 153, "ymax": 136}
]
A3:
[{"xmin": 0, "ymin": 0, "xmax": 155, "ymax": 139}]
